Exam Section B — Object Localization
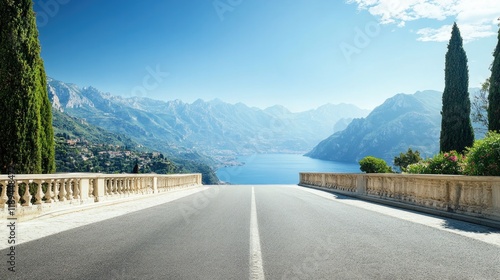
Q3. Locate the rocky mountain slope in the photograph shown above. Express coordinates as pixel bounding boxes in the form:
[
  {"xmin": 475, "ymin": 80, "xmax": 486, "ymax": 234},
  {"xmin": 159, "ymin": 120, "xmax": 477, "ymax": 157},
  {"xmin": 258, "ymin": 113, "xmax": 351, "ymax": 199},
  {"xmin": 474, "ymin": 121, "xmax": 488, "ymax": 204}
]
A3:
[
  {"xmin": 306, "ymin": 90, "xmax": 443, "ymax": 164},
  {"xmin": 48, "ymin": 77, "xmax": 370, "ymax": 163}
]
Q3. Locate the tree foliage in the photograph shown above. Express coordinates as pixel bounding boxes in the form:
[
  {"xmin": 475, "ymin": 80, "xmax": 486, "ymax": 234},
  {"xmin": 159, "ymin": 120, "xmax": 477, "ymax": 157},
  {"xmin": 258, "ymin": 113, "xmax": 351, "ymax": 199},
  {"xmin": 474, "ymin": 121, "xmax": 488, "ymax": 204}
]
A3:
[
  {"xmin": 359, "ymin": 156, "xmax": 392, "ymax": 173},
  {"xmin": 471, "ymin": 78, "xmax": 489, "ymax": 132},
  {"xmin": 0, "ymin": 0, "xmax": 55, "ymax": 174},
  {"xmin": 464, "ymin": 132, "xmax": 500, "ymax": 176},
  {"xmin": 489, "ymin": 26, "xmax": 500, "ymax": 132},
  {"xmin": 440, "ymin": 23, "xmax": 474, "ymax": 153},
  {"xmin": 393, "ymin": 148, "xmax": 422, "ymax": 172}
]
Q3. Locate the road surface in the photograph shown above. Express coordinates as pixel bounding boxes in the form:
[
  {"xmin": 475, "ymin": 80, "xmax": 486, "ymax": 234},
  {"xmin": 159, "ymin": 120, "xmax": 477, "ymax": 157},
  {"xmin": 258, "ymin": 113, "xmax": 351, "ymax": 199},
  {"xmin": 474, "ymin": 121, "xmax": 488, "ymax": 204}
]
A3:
[{"xmin": 2, "ymin": 185, "xmax": 500, "ymax": 279}]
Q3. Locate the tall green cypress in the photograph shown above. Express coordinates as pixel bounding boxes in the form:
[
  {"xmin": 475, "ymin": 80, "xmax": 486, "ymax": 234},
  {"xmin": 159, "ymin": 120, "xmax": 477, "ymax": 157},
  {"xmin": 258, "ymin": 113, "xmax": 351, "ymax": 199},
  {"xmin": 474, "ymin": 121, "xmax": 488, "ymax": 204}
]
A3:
[
  {"xmin": 489, "ymin": 26, "xmax": 500, "ymax": 132},
  {"xmin": 0, "ymin": 0, "xmax": 55, "ymax": 174},
  {"xmin": 440, "ymin": 23, "xmax": 474, "ymax": 153}
]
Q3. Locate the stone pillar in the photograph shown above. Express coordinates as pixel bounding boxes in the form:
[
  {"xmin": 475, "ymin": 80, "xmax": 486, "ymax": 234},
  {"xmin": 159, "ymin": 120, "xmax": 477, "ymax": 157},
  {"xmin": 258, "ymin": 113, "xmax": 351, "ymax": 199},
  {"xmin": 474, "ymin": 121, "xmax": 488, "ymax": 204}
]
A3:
[
  {"xmin": 80, "ymin": 178, "xmax": 90, "ymax": 201},
  {"xmin": 492, "ymin": 180, "xmax": 500, "ymax": 211},
  {"xmin": 153, "ymin": 177, "xmax": 158, "ymax": 194},
  {"xmin": 357, "ymin": 175, "xmax": 366, "ymax": 195},
  {"xmin": 94, "ymin": 178, "xmax": 106, "ymax": 202}
]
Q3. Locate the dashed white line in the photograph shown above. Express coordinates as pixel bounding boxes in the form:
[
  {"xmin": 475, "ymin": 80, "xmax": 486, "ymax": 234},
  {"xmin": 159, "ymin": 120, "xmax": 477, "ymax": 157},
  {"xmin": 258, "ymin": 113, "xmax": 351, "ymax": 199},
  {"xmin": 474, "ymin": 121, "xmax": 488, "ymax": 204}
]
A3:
[{"xmin": 250, "ymin": 187, "xmax": 265, "ymax": 280}]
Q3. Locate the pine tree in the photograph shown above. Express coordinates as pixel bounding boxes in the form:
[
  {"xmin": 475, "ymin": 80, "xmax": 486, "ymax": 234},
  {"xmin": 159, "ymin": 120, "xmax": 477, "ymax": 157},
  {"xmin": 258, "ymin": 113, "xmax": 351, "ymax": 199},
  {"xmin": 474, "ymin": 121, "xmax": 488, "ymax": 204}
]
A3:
[
  {"xmin": 489, "ymin": 26, "xmax": 500, "ymax": 132},
  {"xmin": 0, "ymin": 0, "xmax": 55, "ymax": 174},
  {"xmin": 440, "ymin": 23, "xmax": 474, "ymax": 153}
]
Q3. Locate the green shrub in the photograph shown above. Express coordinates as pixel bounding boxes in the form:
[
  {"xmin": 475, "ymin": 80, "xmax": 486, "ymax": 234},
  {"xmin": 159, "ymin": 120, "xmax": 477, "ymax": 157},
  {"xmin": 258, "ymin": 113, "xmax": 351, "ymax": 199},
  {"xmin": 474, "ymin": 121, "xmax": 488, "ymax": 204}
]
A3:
[
  {"xmin": 359, "ymin": 156, "xmax": 392, "ymax": 173},
  {"xmin": 465, "ymin": 132, "xmax": 500, "ymax": 176}
]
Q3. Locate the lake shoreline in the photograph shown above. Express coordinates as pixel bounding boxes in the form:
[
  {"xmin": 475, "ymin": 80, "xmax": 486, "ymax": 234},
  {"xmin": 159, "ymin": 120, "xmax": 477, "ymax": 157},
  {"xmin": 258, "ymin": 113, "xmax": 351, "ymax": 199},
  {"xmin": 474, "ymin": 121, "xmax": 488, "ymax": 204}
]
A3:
[{"xmin": 216, "ymin": 153, "xmax": 360, "ymax": 185}]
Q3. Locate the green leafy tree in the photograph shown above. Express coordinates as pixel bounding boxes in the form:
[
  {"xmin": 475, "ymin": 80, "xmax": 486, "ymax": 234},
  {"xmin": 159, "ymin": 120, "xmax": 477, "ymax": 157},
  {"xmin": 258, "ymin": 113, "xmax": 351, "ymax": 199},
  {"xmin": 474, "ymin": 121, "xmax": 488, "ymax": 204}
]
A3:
[
  {"xmin": 489, "ymin": 25, "xmax": 500, "ymax": 132},
  {"xmin": 472, "ymin": 78, "xmax": 489, "ymax": 131},
  {"xmin": 464, "ymin": 132, "xmax": 500, "ymax": 176},
  {"xmin": 440, "ymin": 23, "xmax": 474, "ymax": 153},
  {"xmin": 394, "ymin": 148, "xmax": 422, "ymax": 172},
  {"xmin": 0, "ymin": 0, "xmax": 55, "ymax": 174},
  {"xmin": 359, "ymin": 156, "xmax": 392, "ymax": 173}
]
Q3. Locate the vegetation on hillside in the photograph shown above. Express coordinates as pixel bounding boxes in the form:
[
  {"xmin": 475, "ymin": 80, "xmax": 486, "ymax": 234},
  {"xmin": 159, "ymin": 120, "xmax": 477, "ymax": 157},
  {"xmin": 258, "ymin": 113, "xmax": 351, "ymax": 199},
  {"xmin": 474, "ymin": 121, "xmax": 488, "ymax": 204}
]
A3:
[{"xmin": 53, "ymin": 109, "xmax": 219, "ymax": 184}]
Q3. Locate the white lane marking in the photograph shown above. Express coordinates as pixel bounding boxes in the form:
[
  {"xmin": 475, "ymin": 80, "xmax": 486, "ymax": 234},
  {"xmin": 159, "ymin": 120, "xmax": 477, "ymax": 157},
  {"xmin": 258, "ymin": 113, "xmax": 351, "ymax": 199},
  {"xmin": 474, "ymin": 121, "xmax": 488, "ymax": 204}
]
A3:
[
  {"xmin": 250, "ymin": 187, "xmax": 265, "ymax": 280},
  {"xmin": 298, "ymin": 186, "xmax": 500, "ymax": 247}
]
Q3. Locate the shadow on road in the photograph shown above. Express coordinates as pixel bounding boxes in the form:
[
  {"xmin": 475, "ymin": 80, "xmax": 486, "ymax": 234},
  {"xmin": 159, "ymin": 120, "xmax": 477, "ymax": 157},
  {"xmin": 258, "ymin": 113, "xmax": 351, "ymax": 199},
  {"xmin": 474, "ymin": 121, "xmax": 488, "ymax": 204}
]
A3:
[
  {"xmin": 302, "ymin": 185, "xmax": 500, "ymax": 234},
  {"xmin": 442, "ymin": 219, "xmax": 500, "ymax": 234}
]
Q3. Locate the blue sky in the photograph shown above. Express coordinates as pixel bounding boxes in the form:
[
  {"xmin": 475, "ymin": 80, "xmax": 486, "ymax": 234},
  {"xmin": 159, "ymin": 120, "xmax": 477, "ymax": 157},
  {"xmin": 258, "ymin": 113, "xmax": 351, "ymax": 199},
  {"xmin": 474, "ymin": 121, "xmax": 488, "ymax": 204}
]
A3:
[{"xmin": 34, "ymin": 0, "xmax": 500, "ymax": 111}]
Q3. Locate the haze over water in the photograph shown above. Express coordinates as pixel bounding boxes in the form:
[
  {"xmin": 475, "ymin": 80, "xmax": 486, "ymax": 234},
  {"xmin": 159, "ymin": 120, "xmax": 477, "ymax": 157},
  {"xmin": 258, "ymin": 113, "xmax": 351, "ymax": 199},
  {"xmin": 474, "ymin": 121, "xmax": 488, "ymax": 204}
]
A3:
[{"xmin": 216, "ymin": 154, "xmax": 360, "ymax": 185}]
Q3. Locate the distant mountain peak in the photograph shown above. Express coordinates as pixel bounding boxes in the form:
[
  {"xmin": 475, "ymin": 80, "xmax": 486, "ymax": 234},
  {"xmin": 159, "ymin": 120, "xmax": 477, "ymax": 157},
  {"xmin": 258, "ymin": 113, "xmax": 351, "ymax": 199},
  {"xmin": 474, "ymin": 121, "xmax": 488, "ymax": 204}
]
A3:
[
  {"xmin": 306, "ymin": 90, "xmax": 443, "ymax": 164},
  {"xmin": 264, "ymin": 104, "xmax": 291, "ymax": 115}
]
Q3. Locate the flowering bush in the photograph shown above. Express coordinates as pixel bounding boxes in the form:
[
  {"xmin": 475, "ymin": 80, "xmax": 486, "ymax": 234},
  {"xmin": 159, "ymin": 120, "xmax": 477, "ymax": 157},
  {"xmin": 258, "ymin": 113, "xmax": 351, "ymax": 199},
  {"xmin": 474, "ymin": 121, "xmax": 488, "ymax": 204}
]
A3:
[
  {"xmin": 464, "ymin": 132, "xmax": 500, "ymax": 176},
  {"xmin": 406, "ymin": 162, "xmax": 428, "ymax": 174},
  {"xmin": 426, "ymin": 151, "xmax": 465, "ymax": 175},
  {"xmin": 406, "ymin": 151, "xmax": 465, "ymax": 175}
]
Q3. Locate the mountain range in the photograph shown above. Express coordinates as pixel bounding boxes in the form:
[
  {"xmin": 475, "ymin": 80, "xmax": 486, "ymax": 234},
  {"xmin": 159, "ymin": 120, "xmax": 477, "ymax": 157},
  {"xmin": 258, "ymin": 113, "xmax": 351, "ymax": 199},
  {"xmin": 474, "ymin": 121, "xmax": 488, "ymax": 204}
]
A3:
[
  {"xmin": 306, "ymin": 89, "xmax": 484, "ymax": 165},
  {"xmin": 47, "ymin": 77, "xmax": 370, "ymax": 165}
]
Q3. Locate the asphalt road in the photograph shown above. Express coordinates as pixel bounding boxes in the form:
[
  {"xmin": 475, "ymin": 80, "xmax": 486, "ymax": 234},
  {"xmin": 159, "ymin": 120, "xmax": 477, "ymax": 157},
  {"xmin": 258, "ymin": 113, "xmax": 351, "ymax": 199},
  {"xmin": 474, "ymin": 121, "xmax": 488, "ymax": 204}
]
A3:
[{"xmin": 2, "ymin": 185, "xmax": 500, "ymax": 279}]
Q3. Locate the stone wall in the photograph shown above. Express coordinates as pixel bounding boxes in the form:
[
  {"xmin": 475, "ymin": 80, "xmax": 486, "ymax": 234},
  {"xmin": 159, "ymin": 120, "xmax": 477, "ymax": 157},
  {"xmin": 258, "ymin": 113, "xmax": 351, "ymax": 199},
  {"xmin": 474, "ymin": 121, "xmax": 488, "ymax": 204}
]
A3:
[{"xmin": 300, "ymin": 173, "xmax": 500, "ymax": 223}]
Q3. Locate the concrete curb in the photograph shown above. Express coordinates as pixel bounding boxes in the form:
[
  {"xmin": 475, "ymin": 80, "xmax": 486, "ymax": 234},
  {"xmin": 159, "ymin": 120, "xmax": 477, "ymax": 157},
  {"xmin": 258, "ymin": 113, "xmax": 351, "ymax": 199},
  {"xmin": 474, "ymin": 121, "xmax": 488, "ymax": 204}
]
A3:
[{"xmin": 298, "ymin": 184, "xmax": 500, "ymax": 230}]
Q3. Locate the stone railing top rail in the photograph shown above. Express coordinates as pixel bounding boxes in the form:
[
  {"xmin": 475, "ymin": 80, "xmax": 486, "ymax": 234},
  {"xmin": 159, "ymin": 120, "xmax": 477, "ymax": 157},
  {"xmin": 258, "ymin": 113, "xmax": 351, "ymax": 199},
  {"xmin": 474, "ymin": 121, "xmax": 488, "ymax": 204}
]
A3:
[
  {"xmin": 0, "ymin": 173, "xmax": 201, "ymax": 180},
  {"xmin": 300, "ymin": 172, "xmax": 500, "ymax": 182}
]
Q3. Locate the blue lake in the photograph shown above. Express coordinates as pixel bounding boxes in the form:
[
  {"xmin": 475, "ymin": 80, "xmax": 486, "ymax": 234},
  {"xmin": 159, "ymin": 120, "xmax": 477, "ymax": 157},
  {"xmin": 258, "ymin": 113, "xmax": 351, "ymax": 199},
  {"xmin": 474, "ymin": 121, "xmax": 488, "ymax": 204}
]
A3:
[{"xmin": 216, "ymin": 154, "xmax": 361, "ymax": 185}]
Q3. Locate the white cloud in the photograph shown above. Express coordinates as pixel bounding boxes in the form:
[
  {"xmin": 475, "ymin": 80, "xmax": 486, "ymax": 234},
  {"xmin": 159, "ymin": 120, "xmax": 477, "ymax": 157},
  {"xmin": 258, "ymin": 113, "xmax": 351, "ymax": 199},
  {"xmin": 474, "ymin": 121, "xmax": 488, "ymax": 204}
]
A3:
[
  {"xmin": 417, "ymin": 23, "xmax": 496, "ymax": 42},
  {"xmin": 347, "ymin": 0, "xmax": 500, "ymax": 42}
]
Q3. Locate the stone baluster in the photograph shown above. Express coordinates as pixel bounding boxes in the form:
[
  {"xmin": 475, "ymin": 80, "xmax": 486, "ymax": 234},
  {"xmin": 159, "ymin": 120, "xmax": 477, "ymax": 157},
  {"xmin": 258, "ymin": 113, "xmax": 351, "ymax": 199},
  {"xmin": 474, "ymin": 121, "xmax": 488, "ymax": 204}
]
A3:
[
  {"xmin": 21, "ymin": 181, "xmax": 32, "ymax": 206},
  {"xmin": 73, "ymin": 179, "xmax": 81, "ymax": 200},
  {"xmin": 34, "ymin": 180, "xmax": 44, "ymax": 205},
  {"xmin": 0, "ymin": 181, "xmax": 7, "ymax": 208},
  {"xmin": 53, "ymin": 180, "xmax": 60, "ymax": 202},
  {"xmin": 117, "ymin": 178, "xmax": 122, "ymax": 195},
  {"xmin": 111, "ymin": 178, "xmax": 117, "ymax": 195},
  {"xmin": 58, "ymin": 179, "xmax": 66, "ymax": 201},
  {"xmin": 65, "ymin": 179, "xmax": 74, "ymax": 201},
  {"xmin": 12, "ymin": 181, "xmax": 21, "ymax": 207},
  {"xmin": 113, "ymin": 179, "xmax": 119, "ymax": 195},
  {"xmin": 130, "ymin": 178, "xmax": 135, "ymax": 194},
  {"xmin": 44, "ymin": 179, "xmax": 53, "ymax": 203},
  {"xmin": 89, "ymin": 179, "xmax": 94, "ymax": 198},
  {"xmin": 106, "ymin": 179, "xmax": 112, "ymax": 196},
  {"xmin": 137, "ymin": 178, "xmax": 142, "ymax": 194},
  {"xmin": 130, "ymin": 178, "xmax": 134, "ymax": 194},
  {"xmin": 122, "ymin": 179, "xmax": 127, "ymax": 195}
]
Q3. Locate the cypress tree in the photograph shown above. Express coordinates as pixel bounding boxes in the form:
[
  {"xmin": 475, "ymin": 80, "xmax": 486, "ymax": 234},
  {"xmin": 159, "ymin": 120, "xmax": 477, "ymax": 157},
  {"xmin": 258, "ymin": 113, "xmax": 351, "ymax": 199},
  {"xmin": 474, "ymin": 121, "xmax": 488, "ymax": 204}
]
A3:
[
  {"xmin": 440, "ymin": 23, "xmax": 474, "ymax": 153},
  {"xmin": 489, "ymin": 26, "xmax": 500, "ymax": 132},
  {"xmin": 0, "ymin": 0, "xmax": 55, "ymax": 174}
]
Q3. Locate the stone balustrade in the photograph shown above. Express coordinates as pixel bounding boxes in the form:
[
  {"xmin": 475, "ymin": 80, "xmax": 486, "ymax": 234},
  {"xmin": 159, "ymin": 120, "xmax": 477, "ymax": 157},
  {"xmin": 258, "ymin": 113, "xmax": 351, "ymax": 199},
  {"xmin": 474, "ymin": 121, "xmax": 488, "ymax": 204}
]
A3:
[
  {"xmin": 300, "ymin": 172, "xmax": 500, "ymax": 224},
  {"xmin": 0, "ymin": 173, "xmax": 202, "ymax": 219}
]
